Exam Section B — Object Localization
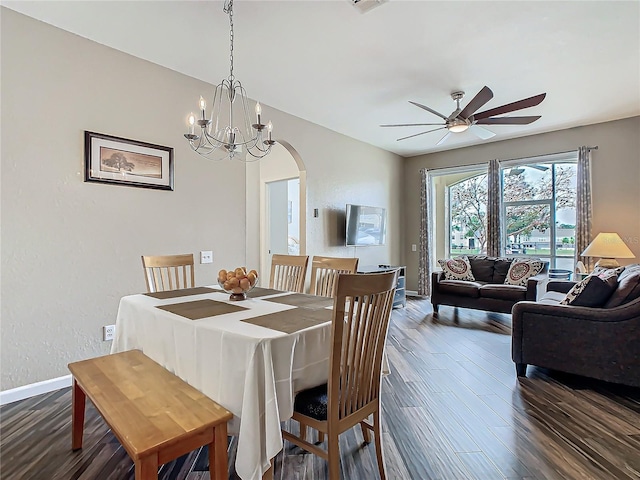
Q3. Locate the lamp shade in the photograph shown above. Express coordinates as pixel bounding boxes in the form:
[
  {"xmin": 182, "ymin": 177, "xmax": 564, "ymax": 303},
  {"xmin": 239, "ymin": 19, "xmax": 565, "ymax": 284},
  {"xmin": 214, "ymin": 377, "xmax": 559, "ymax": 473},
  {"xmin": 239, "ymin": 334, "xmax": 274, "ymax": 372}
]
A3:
[{"xmin": 581, "ymin": 232, "xmax": 635, "ymax": 267}]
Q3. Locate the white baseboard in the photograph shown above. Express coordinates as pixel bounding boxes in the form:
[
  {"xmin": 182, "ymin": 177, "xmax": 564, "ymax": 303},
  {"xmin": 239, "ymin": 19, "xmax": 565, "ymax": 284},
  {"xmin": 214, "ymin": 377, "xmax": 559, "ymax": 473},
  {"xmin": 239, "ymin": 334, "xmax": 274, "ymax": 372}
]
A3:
[{"xmin": 0, "ymin": 374, "xmax": 72, "ymax": 406}]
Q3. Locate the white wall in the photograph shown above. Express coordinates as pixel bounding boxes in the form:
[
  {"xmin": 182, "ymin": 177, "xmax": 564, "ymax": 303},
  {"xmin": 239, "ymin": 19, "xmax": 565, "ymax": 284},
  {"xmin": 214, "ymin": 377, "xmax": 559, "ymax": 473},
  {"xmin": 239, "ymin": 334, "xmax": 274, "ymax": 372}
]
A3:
[
  {"xmin": 0, "ymin": 9, "xmax": 403, "ymax": 390},
  {"xmin": 402, "ymin": 116, "xmax": 640, "ymax": 291}
]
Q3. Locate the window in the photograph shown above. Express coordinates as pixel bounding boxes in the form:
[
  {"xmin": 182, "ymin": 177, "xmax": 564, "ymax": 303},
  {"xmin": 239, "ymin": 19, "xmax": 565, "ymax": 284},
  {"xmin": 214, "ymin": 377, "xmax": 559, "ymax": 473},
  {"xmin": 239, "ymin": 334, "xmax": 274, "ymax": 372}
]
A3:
[
  {"xmin": 502, "ymin": 153, "xmax": 578, "ymax": 270},
  {"xmin": 447, "ymin": 171, "xmax": 488, "ymax": 258}
]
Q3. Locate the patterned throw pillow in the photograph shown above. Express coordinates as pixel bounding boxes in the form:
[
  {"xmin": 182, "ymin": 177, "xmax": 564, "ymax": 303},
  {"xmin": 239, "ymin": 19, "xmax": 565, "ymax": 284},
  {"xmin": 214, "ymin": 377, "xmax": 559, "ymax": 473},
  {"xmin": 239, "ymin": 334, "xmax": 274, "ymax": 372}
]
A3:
[
  {"xmin": 438, "ymin": 256, "xmax": 475, "ymax": 281},
  {"xmin": 503, "ymin": 259, "xmax": 545, "ymax": 286},
  {"xmin": 561, "ymin": 269, "xmax": 619, "ymax": 307}
]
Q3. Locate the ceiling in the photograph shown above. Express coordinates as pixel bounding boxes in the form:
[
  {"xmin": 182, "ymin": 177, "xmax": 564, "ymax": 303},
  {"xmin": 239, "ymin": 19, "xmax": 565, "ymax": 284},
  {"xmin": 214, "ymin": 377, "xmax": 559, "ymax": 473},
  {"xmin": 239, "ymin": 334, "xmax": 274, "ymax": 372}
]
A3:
[{"xmin": 4, "ymin": 1, "xmax": 639, "ymax": 157}]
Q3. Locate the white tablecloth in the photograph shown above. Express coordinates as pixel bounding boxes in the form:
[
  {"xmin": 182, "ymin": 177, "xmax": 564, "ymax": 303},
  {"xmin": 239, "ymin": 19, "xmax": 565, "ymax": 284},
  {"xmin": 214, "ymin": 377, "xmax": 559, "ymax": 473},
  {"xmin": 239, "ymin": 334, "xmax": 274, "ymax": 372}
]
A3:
[{"xmin": 111, "ymin": 287, "xmax": 332, "ymax": 480}]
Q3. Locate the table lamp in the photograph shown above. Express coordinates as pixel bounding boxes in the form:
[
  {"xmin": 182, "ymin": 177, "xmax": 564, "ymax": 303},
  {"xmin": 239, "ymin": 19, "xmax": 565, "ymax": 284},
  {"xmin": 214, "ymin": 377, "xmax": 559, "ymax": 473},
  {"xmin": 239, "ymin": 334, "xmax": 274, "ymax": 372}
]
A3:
[{"xmin": 581, "ymin": 232, "xmax": 636, "ymax": 268}]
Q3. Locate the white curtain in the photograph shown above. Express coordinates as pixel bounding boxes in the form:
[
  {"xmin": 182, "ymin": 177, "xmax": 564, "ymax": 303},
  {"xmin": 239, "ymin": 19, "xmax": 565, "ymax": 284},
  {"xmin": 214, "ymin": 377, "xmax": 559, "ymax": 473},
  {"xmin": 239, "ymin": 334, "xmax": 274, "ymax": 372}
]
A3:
[
  {"xmin": 575, "ymin": 146, "xmax": 594, "ymax": 269},
  {"xmin": 418, "ymin": 168, "xmax": 434, "ymax": 296}
]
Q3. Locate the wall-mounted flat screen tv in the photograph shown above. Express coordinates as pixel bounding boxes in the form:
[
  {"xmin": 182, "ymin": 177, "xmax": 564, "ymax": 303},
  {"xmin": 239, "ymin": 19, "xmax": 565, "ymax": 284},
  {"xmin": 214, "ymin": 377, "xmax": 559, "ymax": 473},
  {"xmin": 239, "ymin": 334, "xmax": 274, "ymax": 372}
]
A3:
[{"xmin": 345, "ymin": 204, "xmax": 387, "ymax": 246}]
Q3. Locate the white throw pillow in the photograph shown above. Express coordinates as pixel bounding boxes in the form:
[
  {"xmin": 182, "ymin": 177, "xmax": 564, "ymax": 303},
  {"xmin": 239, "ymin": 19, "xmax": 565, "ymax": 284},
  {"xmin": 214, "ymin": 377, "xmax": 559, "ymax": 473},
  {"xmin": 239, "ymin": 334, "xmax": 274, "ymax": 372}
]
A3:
[
  {"xmin": 504, "ymin": 259, "xmax": 545, "ymax": 287},
  {"xmin": 438, "ymin": 256, "xmax": 475, "ymax": 281}
]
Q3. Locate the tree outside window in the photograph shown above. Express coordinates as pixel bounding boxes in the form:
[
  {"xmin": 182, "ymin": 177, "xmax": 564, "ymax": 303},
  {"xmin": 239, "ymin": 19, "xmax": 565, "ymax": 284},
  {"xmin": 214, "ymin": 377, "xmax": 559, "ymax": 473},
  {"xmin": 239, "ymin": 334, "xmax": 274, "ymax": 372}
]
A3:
[{"xmin": 448, "ymin": 174, "xmax": 487, "ymax": 256}]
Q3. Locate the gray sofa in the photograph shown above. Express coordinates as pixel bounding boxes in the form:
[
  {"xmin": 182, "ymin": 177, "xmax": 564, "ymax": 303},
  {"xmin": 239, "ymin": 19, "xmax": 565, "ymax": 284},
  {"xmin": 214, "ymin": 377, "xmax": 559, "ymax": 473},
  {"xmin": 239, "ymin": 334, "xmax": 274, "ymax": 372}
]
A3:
[
  {"xmin": 512, "ymin": 264, "xmax": 640, "ymax": 387},
  {"xmin": 431, "ymin": 255, "xmax": 548, "ymax": 316}
]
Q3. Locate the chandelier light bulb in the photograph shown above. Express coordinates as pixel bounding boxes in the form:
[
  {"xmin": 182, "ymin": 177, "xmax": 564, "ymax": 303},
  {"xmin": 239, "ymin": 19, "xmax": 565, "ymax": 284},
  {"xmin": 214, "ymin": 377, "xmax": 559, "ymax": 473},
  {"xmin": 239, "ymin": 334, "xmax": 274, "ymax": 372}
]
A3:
[
  {"xmin": 267, "ymin": 121, "xmax": 273, "ymax": 140},
  {"xmin": 255, "ymin": 102, "xmax": 262, "ymax": 115},
  {"xmin": 188, "ymin": 113, "xmax": 196, "ymax": 134},
  {"xmin": 199, "ymin": 96, "xmax": 207, "ymax": 114}
]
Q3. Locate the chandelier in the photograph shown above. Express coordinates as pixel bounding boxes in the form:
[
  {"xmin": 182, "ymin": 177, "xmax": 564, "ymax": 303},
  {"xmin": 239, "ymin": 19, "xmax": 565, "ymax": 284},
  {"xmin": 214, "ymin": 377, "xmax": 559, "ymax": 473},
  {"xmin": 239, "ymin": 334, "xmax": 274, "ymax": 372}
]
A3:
[{"xmin": 184, "ymin": 0, "xmax": 275, "ymax": 161}]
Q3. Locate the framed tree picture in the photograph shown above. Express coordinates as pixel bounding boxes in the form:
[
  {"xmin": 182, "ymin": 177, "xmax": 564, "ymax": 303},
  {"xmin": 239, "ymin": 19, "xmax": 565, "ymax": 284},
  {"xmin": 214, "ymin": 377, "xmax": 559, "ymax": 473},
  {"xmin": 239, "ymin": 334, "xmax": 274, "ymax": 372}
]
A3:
[{"xmin": 84, "ymin": 131, "xmax": 174, "ymax": 190}]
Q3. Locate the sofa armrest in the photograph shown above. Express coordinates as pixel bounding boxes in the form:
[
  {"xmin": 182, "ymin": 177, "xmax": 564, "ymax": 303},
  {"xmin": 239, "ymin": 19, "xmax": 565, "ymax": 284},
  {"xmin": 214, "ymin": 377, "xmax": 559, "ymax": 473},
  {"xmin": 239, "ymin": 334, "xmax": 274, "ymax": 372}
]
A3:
[
  {"xmin": 547, "ymin": 280, "xmax": 576, "ymax": 294},
  {"xmin": 513, "ymin": 300, "xmax": 609, "ymax": 323},
  {"xmin": 525, "ymin": 273, "xmax": 548, "ymax": 301},
  {"xmin": 431, "ymin": 270, "xmax": 445, "ymax": 287}
]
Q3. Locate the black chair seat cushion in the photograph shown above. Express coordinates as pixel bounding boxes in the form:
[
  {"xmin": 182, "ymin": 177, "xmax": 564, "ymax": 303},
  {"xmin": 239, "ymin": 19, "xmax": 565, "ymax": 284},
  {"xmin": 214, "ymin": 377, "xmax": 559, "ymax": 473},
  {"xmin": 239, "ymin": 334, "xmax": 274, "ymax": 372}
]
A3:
[{"xmin": 294, "ymin": 383, "xmax": 328, "ymax": 421}]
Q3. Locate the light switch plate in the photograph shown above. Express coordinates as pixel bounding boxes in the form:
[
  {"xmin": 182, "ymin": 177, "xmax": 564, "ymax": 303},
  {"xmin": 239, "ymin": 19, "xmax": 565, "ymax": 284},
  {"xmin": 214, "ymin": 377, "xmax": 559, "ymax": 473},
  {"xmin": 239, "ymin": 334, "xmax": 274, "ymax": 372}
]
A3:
[{"xmin": 200, "ymin": 251, "xmax": 213, "ymax": 264}]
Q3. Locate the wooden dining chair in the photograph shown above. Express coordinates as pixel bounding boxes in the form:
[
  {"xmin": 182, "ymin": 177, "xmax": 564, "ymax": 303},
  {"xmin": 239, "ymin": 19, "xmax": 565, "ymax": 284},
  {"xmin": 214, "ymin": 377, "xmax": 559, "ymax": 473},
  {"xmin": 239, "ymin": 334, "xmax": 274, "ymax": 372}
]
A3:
[
  {"xmin": 309, "ymin": 256, "xmax": 359, "ymax": 297},
  {"xmin": 269, "ymin": 254, "xmax": 309, "ymax": 293},
  {"xmin": 282, "ymin": 270, "xmax": 398, "ymax": 480},
  {"xmin": 141, "ymin": 254, "xmax": 195, "ymax": 293}
]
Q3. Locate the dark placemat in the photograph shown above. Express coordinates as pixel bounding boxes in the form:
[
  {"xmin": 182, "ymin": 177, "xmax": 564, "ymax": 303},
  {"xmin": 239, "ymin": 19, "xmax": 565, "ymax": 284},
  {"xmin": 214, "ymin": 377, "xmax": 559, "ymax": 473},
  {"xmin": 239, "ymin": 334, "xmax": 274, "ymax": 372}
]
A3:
[
  {"xmin": 265, "ymin": 293, "xmax": 334, "ymax": 310},
  {"xmin": 145, "ymin": 287, "xmax": 218, "ymax": 299},
  {"xmin": 246, "ymin": 287, "xmax": 287, "ymax": 298},
  {"xmin": 157, "ymin": 299, "xmax": 247, "ymax": 320},
  {"xmin": 241, "ymin": 308, "xmax": 332, "ymax": 334}
]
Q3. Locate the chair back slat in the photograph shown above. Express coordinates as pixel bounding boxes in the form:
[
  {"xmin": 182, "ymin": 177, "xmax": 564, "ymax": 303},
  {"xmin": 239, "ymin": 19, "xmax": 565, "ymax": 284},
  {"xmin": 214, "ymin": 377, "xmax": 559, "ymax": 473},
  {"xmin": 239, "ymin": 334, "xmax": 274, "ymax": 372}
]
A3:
[
  {"xmin": 309, "ymin": 256, "xmax": 359, "ymax": 297},
  {"xmin": 141, "ymin": 254, "xmax": 195, "ymax": 293},
  {"xmin": 269, "ymin": 255, "xmax": 309, "ymax": 293},
  {"xmin": 328, "ymin": 271, "xmax": 397, "ymax": 420}
]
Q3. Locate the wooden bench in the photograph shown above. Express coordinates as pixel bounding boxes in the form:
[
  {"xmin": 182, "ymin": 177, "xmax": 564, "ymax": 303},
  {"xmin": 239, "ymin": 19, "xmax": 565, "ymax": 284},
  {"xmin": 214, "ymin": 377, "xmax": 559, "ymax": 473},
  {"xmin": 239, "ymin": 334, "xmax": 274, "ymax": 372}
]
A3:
[{"xmin": 68, "ymin": 350, "xmax": 232, "ymax": 480}]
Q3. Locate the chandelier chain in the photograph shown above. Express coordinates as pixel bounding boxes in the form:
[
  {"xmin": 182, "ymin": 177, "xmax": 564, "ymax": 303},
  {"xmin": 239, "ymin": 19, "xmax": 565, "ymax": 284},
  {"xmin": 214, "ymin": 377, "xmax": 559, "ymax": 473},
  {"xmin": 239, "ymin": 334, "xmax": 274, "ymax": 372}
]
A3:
[{"xmin": 226, "ymin": 0, "xmax": 234, "ymax": 82}]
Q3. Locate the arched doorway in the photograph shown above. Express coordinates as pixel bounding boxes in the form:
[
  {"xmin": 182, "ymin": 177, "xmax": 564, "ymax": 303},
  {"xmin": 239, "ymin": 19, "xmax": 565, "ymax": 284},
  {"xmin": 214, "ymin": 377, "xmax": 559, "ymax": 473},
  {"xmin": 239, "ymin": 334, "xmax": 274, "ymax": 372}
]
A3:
[{"xmin": 245, "ymin": 141, "xmax": 307, "ymax": 286}]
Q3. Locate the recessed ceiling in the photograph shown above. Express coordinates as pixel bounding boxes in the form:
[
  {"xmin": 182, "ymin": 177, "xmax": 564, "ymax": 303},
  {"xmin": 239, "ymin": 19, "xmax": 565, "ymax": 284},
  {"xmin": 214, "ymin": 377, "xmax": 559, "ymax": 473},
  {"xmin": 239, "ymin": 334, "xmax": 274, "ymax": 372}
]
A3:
[{"xmin": 3, "ymin": 1, "xmax": 639, "ymax": 157}]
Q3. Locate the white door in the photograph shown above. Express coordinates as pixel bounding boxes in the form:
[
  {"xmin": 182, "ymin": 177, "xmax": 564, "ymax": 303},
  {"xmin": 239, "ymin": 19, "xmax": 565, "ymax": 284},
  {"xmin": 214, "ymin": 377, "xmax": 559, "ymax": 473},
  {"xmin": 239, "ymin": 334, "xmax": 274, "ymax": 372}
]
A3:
[
  {"xmin": 267, "ymin": 179, "xmax": 290, "ymax": 264},
  {"xmin": 266, "ymin": 179, "xmax": 300, "ymax": 270}
]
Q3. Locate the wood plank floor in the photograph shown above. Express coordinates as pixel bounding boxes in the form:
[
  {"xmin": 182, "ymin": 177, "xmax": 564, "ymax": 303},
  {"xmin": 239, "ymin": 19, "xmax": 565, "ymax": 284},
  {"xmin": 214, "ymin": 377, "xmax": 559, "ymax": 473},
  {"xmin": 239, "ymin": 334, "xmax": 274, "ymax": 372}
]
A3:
[{"xmin": 2, "ymin": 297, "xmax": 639, "ymax": 479}]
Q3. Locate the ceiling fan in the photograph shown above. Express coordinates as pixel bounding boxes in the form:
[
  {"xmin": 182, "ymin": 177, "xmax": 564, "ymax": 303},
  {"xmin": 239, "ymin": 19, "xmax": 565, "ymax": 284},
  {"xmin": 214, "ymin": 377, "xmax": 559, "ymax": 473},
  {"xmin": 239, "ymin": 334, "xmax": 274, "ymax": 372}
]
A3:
[{"xmin": 381, "ymin": 86, "xmax": 546, "ymax": 145}]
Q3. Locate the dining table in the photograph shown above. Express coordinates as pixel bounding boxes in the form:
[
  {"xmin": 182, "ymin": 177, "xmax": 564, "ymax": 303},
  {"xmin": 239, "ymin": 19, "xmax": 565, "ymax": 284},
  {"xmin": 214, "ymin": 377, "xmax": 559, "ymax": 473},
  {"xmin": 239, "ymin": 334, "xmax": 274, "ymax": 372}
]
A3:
[{"xmin": 111, "ymin": 285, "xmax": 335, "ymax": 480}]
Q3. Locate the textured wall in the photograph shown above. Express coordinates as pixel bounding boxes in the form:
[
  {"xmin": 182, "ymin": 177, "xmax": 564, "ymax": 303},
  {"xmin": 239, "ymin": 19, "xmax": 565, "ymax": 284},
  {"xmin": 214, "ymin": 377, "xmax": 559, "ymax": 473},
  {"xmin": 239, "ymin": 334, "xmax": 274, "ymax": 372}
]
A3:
[
  {"xmin": 402, "ymin": 116, "xmax": 640, "ymax": 291},
  {"xmin": 0, "ymin": 9, "xmax": 403, "ymax": 390}
]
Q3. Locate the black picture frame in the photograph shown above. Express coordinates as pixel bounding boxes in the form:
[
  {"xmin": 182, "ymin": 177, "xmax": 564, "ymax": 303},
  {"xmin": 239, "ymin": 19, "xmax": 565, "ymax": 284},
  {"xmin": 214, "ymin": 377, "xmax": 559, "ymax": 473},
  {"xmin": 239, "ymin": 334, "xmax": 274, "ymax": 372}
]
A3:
[{"xmin": 84, "ymin": 131, "xmax": 174, "ymax": 191}]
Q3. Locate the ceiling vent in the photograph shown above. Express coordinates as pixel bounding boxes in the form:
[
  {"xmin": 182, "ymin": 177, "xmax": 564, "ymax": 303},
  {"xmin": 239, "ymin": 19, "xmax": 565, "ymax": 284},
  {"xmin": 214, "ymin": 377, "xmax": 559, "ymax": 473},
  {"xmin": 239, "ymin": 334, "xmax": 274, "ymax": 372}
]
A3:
[{"xmin": 351, "ymin": 0, "xmax": 388, "ymax": 14}]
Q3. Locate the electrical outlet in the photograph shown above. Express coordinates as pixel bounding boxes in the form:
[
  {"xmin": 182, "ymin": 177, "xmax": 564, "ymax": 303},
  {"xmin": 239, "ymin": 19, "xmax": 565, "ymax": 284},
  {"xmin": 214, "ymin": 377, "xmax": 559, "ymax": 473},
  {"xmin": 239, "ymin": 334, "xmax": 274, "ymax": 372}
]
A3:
[
  {"xmin": 200, "ymin": 251, "xmax": 213, "ymax": 264},
  {"xmin": 103, "ymin": 325, "xmax": 115, "ymax": 341}
]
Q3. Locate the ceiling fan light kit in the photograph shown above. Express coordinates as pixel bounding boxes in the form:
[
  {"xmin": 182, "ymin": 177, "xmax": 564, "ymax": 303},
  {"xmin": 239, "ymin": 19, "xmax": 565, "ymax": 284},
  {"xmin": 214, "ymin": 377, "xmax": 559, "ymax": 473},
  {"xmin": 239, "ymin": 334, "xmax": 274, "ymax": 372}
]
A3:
[
  {"xmin": 447, "ymin": 118, "xmax": 470, "ymax": 133},
  {"xmin": 381, "ymin": 86, "xmax": 546, "ymax": 146}
]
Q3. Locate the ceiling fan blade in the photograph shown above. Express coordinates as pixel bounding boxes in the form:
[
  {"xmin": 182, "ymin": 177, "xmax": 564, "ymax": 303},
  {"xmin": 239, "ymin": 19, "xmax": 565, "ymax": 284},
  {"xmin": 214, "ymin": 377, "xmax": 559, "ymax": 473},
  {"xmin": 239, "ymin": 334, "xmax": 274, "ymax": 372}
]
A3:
[
  {"xmin": 436, "ymin": 131, "xmax": 452, "ymax": 146},
  {"xmin": 474, "ymin": 93, "xmax": 546, "ymax": 120},
  {"xmin": 475, "ymin": 116, "xmax": 541, "ymax": 125},
  {"xmin": 532, "ymin": 165, "xmax": 549, "ymax": 171},
  {"xmin": 396, "ymin": 127, "xmax": 445, "ymax": 142},
  {"xmin": 459, "ymin": 86, "xmax": 494, "ymax": 120},
  {"xmin": 380, "ymin": 123, "xmax": 445, "ymax": 127},
  {"xmin": 408, "ymin": 101, "xmax": 449, "ymax": 120},
  {"xmin": 469, "ymin": 124, "xmax": 495, "ymax": 140}
]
